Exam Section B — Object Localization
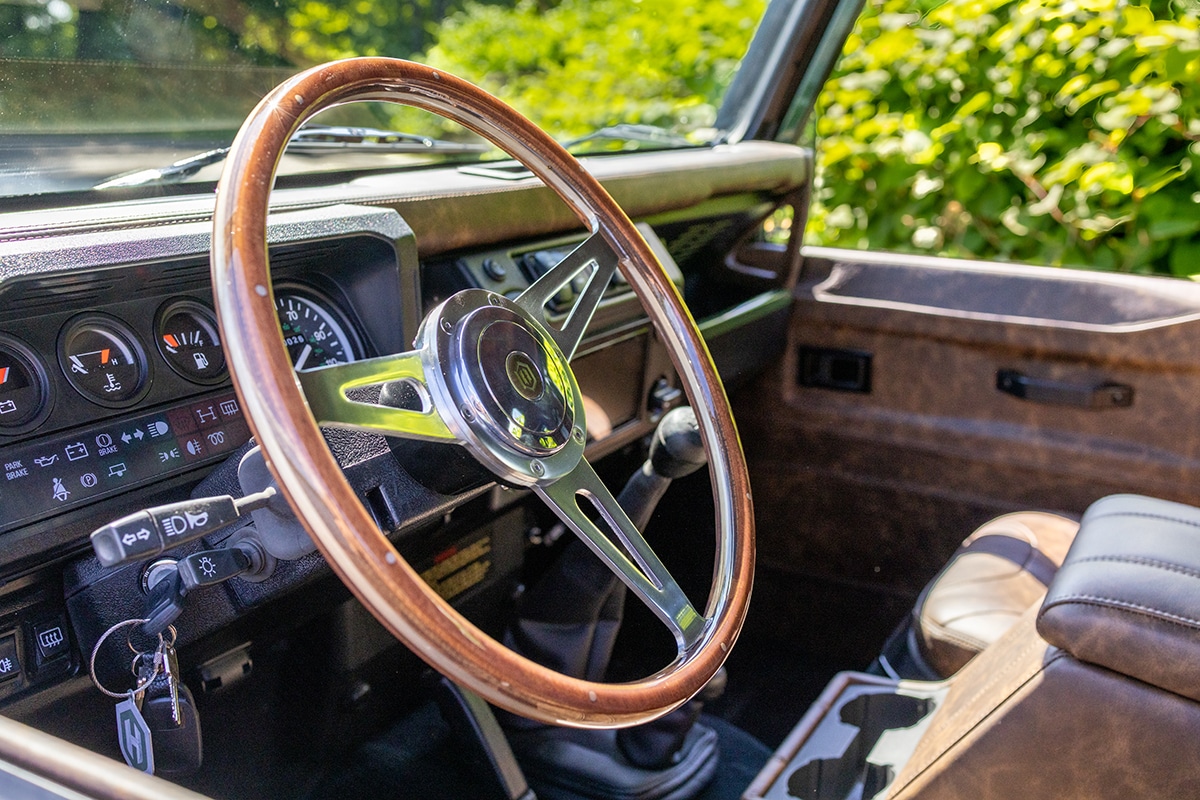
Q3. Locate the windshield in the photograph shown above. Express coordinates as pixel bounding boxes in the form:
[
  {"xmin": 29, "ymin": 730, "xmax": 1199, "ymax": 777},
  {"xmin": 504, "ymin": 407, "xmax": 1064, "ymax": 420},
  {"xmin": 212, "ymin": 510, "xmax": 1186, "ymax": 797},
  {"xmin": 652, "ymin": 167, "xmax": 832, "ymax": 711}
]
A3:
[{"xmin": 0, "ymin": 0, "xmax": 768, "ymax": 197}]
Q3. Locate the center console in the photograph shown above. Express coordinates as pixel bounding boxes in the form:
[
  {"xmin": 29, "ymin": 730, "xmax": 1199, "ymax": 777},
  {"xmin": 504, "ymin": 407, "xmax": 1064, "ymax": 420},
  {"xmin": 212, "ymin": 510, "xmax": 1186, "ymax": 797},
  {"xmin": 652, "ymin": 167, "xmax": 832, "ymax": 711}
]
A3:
[{"xmin": 745, "ymin": 672, "xmax": 944, "ymax": 800}]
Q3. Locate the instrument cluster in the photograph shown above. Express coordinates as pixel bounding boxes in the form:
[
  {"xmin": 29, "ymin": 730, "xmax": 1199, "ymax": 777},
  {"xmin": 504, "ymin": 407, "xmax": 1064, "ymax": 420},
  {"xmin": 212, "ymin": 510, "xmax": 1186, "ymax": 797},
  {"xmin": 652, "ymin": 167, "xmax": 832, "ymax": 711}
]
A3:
[
  {"xmin": 0, "ymin": 206, "xmax": 415, "ymax": 552},
  {"xmin": 0, "ymin": 288, "xmax": 363, "ymax": 437}
]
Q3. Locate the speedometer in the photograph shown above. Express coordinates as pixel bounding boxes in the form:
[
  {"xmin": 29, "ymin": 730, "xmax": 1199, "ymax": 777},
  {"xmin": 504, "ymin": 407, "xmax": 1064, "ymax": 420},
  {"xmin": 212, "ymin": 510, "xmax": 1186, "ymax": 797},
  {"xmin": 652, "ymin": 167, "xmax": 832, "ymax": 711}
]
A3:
[{"xmin": 274, "ymin": 288, "xmax": 362, "ymax": 370}]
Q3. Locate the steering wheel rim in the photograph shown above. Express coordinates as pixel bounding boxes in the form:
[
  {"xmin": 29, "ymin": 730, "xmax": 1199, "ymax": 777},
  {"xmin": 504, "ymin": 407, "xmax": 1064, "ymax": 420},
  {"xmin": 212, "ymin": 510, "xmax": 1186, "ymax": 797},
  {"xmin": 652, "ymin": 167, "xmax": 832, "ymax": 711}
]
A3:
[{"xmin": 211, "ymin": 57, "xmax": 754, "ymax": 727}]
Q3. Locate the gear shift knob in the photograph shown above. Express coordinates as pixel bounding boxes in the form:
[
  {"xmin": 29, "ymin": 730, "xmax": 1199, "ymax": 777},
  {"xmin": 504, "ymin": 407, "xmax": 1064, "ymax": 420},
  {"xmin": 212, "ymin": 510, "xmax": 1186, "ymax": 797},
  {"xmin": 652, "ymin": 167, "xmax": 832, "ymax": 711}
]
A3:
[{"xmin": 648, "ymin": 406, "xmax": 706, "ymax": 479}]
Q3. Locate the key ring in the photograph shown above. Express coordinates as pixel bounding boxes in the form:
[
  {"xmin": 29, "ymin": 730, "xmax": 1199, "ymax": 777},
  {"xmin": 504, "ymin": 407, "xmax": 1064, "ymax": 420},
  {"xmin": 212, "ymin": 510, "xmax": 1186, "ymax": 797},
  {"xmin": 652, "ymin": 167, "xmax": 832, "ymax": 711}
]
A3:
[
  {"xmin": 125, "ymin": 622, "xmax": 175, "ymax": 655},
  {"xmin": 89, "ymin": 618, "xmax": 169, "ymax": 699}
]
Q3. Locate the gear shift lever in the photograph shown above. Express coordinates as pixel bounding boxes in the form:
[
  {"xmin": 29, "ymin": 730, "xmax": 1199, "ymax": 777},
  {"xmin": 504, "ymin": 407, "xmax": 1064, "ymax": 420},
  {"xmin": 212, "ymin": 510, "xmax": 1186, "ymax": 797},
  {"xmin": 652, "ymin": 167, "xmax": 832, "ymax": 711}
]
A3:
[
  {"xmin": 506, "ymin": 406, "xmax": 707, "ymax": 681},
  {"xmin": 623, "ymin": 405, "xmax": 708, "ymax": 529},
  {"xmin": 504, "ymin": 407, "xmax": 723, "ymax": 794}
]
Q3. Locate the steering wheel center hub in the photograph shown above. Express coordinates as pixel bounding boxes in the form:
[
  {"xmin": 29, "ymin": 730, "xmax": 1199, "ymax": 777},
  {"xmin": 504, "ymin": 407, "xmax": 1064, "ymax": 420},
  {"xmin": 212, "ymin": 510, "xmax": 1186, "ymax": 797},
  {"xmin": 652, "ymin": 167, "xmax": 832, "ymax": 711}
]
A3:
[
  {"xmin": 474, "ymin": 319, "xmax": 572, "ymax": 452},
  {"xmin": 424, "ymin": 289, "xmax": 584, "ymax": 481}
]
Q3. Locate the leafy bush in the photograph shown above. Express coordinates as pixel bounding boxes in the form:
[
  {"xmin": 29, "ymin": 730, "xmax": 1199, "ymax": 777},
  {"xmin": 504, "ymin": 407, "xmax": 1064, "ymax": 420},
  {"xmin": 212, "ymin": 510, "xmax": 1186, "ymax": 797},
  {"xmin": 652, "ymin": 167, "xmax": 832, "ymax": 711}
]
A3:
[
  {"xmin": 422, "ymin": 0, "xmax": 765, "ymax": 138},
  {"xmin": 806, "ymin": 0, "xmax": 1200, "ymax": 277}
]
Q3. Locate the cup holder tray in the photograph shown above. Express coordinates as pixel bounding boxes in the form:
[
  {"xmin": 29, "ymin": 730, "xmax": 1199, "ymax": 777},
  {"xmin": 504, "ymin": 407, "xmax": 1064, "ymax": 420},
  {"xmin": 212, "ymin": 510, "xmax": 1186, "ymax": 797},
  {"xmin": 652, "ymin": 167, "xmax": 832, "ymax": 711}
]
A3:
[{"xmin": 744, "ymin": 672, "xmax": 944, "ymax": 800}]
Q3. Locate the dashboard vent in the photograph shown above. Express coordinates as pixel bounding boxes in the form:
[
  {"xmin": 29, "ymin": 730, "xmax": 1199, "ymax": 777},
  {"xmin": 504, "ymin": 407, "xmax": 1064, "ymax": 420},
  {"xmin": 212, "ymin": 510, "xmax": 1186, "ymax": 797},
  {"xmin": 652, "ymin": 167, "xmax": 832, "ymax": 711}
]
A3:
[
  {"xmin": 270, "ymin": 242, "xmax": 343, "ymax": 273},
  {"xmin": 3, "ymin": 273, "xmax": 118, "ymax": 313},
  {"xmin": 139, "ymin": 260, "xmax": 211, "ymax": 292},
  {"xmin": 664, "ymin": 218, "xmax": 734, "ymax": 268}
]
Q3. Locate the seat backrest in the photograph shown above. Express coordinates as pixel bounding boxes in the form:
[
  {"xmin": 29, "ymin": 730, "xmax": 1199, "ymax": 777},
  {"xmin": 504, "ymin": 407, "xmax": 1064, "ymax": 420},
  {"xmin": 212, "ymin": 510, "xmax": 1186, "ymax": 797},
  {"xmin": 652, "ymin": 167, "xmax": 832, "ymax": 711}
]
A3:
[{"xmin": 887, "ymin": 606, "xmax": 1200, "ymax": 799}]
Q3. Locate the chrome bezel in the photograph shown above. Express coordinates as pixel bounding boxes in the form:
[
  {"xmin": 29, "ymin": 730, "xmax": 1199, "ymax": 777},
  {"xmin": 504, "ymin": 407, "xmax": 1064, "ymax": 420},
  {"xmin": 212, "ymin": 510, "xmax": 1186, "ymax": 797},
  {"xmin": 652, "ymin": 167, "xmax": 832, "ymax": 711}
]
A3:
[{"xmin": 418, "ymin": 289, "xmax": 585, "ymax": 486}]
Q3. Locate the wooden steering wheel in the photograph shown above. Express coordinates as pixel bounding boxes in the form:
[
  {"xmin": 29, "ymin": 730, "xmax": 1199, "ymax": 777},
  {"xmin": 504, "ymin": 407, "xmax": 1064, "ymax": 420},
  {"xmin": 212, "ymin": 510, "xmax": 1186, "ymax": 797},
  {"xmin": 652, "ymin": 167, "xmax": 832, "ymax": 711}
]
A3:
[{"xmin": 210, "ymin": 58, "xmax": 754, "ymax": 727}]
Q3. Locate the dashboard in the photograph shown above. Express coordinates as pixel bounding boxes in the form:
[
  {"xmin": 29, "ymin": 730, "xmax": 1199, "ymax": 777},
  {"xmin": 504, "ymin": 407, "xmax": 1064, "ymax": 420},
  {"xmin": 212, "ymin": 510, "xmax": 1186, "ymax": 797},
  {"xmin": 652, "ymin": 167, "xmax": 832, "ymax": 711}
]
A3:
[
  {"xmin": 0, "ymin": 142, "xmax": 804, "ymax": 720},
  {"xmin": 0, "ymin": 200, "xmax": 687, "ymax": 707}
]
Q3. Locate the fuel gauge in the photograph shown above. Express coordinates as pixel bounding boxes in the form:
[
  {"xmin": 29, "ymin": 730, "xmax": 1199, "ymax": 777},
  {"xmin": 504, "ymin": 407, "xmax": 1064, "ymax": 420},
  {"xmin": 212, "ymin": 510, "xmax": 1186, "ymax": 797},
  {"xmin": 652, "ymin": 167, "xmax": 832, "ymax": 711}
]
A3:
[
  {"xmin": 156, "ymin": 299, "xmax": 226, "ymax": 384},
  {"xmin": 58, "ymin": 314, "xmax": 149, "ymax": 407}
]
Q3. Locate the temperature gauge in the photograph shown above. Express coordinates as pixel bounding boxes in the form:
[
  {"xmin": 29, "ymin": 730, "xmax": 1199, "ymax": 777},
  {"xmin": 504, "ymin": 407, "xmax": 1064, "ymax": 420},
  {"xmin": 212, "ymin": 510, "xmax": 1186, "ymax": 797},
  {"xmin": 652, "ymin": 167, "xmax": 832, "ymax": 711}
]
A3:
[
  {"xmin": 58, "ymin": 315, "xmax": 148, "ymax": 407},
  {"xmin": 156, "ymin": 299, "xmax": 226, "ymax": 384}
]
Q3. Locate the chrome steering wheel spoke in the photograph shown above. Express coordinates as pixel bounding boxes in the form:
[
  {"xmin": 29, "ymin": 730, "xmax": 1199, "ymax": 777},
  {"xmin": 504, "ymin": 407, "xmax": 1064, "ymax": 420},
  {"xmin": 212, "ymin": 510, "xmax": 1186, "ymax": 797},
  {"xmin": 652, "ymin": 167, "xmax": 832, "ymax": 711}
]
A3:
[
  {"xmin": 515, "ymin": 232, "xmax": 619, "ymax": 360},
  {"xmin": 295, "ymin": 350, "xmax": 455, "ymax": 442},
  {"xmin": 535, "ymin": 456, "xmax": 706, "ymax": 652}
]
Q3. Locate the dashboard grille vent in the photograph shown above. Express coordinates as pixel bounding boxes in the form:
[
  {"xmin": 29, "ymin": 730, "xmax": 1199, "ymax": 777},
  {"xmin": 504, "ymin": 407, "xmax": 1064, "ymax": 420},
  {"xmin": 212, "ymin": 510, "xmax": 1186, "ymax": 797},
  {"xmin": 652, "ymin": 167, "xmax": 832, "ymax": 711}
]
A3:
[
  {"xmin": 4, "ymin": 273, "xmax": 117, "ymax": 313},
  {"xmin": 140, "ymin": 260, "xmax": 211, "ymax": 292},
  {"xmin": 270, "ymin": 242, "xmax": 343, "ymax": 273},
  {"xmin": 664, "ymin": 219, "xmax": 734, "ymax": 268}
]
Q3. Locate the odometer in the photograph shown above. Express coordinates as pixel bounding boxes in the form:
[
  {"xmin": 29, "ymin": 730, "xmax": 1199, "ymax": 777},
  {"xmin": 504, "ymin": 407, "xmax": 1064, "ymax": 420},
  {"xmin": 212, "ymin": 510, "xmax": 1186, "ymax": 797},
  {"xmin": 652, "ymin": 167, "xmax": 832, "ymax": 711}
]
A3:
[{"xmin": 274, "ymin": 289, "xmax": 361, "ymax": 370}]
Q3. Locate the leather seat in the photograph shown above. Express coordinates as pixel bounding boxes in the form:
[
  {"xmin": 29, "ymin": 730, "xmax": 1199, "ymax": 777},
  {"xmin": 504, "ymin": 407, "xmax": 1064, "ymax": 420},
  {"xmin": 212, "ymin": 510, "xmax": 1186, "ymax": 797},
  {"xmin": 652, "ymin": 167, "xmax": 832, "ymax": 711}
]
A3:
[
  {"xmin": 909, "ymin": 511, "xmax": 1079, "ymax": 677},
  {"xmin": 888, "ymin": 494, "xmax": 1200, "ymax": 800}
]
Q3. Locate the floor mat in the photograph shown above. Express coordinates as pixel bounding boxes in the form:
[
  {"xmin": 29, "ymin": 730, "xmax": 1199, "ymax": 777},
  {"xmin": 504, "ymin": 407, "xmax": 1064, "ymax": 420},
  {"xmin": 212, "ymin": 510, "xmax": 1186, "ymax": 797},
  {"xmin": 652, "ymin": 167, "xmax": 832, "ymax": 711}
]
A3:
[{"xmin": 309, "ymin": 703, "xmax": 772, "ymax": 800}]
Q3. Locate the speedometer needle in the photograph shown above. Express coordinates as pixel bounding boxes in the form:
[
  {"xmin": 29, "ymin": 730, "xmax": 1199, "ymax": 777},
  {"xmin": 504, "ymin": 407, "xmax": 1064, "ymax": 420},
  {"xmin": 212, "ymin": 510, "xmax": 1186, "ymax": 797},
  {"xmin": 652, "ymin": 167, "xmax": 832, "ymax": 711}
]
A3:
[{"xmin": 294, "ymin": 343, "xmax": 313, "ymax": 371}]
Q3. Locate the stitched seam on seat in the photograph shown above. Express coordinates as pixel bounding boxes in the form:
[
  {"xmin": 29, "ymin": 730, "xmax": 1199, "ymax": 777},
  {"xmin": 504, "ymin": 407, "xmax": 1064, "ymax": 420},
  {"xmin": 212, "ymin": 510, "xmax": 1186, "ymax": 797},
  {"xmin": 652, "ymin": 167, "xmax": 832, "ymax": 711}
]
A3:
[
  {"xmin": 1085, "ymin": 510, "xmax": 1200, "ymax": 531},
  {"xmin": 1070, "ymin": 555, "xmax": 1200, "ymax": 581},
  {"xmin": 917, "ymin": 635, "xmax": 1042, "ymax": 747},
  {"xmin": 1039, "ymin": 594, "xmax": 1200, "ymax": 632}
]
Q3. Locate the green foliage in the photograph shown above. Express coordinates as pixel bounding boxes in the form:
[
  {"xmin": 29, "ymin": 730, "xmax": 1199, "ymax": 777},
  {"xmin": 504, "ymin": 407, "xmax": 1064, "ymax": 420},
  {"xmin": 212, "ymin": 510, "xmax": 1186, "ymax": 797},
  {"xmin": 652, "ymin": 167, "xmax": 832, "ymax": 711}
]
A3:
[
  {"xmin": 806, "ymin": 0, "xmax": 1200, "ymax": 277},
  {"xmin": 421, "ymin": 0, "xmax": 766, "ymax": 138},
  {"xmin": 0, "ymin": 0, "xmax": 765, "ymax": 143}
]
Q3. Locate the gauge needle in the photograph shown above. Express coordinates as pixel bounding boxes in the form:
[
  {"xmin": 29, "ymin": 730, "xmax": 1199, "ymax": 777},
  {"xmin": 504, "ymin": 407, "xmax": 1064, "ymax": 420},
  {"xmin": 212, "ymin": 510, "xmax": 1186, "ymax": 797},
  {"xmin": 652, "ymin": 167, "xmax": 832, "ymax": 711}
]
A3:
[{"xmin": 294, "ymin": 344, "xmax": 313, "ymax": 371}]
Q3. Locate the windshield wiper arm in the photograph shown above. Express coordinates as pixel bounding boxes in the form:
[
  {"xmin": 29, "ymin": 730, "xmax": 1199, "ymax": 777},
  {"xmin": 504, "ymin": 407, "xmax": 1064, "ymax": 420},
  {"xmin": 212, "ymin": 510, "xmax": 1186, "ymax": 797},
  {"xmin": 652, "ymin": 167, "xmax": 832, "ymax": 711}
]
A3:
[
  {"xmin": 563, "ymin": 123, "xmax": 697, "ymax": 153},
  {"xmin": 284, "ymin": 124, "xmax": 487, "ymax": 153},
  {"xmin": 94, "ymin": 125, "xmax": 489, "ymax": 190}
]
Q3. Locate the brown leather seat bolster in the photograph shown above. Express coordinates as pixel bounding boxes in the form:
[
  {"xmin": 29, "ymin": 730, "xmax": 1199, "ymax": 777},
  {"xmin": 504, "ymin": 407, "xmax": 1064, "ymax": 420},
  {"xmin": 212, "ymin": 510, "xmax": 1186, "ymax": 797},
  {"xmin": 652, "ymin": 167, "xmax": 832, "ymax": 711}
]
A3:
[
  {"xmin": 912, "ymin": 511, "xmax": 1078, "ymax": 677},
  {"xmin": 960, "ymin": 534, "xmax": 1059, "ymax": 585},
  {"xmin": 1037, "ymin": 494, "xmax": 1200, "ymax": 703}
]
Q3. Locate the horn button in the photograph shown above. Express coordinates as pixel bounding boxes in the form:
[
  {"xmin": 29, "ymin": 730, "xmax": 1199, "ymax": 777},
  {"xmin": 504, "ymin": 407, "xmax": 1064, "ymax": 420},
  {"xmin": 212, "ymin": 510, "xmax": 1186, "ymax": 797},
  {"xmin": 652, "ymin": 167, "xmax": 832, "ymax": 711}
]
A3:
[
  {"xmin": 429, "ymin": 291, "xmax": 584, "ymax": 480},
  {"xmin": 476, "ymin": 320, "xmax": 572, "ymax": 454},
  {"xmin": 453, "ymin": 310, "xmax": 576, "ymax": 457}
]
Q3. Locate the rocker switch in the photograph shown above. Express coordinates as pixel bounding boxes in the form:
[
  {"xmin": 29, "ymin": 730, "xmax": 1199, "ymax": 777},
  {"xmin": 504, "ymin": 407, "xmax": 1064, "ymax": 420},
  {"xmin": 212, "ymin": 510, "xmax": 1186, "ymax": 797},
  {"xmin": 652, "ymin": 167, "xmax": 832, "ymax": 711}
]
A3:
[{"xmin": 32, "ymin": 618, "xmax": 69, "ymax": 662}]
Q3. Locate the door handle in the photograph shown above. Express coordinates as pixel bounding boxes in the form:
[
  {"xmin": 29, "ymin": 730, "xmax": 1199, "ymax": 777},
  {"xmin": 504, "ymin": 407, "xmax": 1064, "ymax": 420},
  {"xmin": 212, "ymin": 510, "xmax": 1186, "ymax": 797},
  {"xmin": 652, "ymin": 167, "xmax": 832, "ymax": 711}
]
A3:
[{"xmin": 996, "ymin": 369, "xmax": 1133, "ymax": 409}]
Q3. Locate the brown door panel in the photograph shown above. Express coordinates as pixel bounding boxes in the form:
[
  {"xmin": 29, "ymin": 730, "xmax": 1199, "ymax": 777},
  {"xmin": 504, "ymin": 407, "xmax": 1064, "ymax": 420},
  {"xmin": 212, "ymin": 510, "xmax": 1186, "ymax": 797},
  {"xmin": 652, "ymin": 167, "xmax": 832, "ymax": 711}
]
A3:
[{"xmin": 736, "ymin": 246, "xmax": 1200, "ymax": 598}]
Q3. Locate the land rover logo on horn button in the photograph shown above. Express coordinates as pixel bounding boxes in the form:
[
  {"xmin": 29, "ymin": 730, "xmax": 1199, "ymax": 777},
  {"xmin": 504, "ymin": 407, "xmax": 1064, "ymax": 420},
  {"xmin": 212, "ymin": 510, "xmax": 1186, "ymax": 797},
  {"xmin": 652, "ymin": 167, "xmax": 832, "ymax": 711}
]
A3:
[{"xmin": 505, "ymin": 351, "xmax": 544, "ymax": 401}]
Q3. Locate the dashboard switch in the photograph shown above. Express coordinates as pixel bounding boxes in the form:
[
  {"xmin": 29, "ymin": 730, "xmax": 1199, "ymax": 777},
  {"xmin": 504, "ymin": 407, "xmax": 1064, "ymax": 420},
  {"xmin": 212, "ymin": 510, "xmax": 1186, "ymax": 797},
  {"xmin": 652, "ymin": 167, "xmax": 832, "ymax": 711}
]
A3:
[
  {"xmin": 0, "ymin": 636, "xmax": 21, "ymax": 682},
  {"xmin": 91, "ymin": 496, "xmax": 240, "ymax": 567},
  {"xmin": 32, "ymin": 618, "xmax": 69, "ymax": 662},
  {"xmin": 178, "ymin": 547, "xmax": 252, "ymax": 592},
  {"xmin": 90, "ymin": 488, "xmax": 277, "ymax": 568}
]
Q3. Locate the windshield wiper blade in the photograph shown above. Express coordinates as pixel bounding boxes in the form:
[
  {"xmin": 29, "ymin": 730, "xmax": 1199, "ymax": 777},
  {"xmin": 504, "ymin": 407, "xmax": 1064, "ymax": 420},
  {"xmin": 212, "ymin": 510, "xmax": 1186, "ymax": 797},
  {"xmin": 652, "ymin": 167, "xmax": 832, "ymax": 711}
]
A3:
[
  {"xmin": 285, "ymin": 124, "xmax": 487, "ymax": 154},
  {"xmin": 563, "ymin": 123, "xmax": 696, "ymax": 153},
  {"xmin": 93, "ymin": 147, "xmax": 232, "ymax": 190},
  {"xmin": 94, "ymin": 125, "xmax": 489, "ymax": 190}
]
